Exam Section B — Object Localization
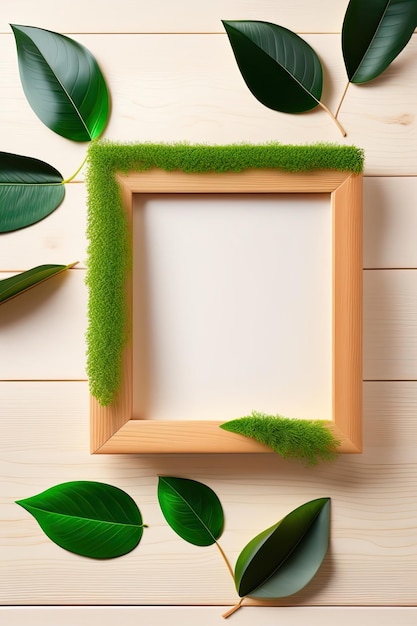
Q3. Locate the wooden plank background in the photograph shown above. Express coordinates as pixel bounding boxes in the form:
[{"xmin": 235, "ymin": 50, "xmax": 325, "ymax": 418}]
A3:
[
  {"xmin": 3, "ymin": 607, "xmax": 417, "ymax": 626},
  {"xmin": 0, "ymin": 0, "xmax": 416, "ymax": 622}
]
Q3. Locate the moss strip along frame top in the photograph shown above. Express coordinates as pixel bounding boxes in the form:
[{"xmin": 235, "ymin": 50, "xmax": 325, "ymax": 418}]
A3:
[{"xmin": 86, "ymin": 142, "xmax": 364, "ymax": 454}]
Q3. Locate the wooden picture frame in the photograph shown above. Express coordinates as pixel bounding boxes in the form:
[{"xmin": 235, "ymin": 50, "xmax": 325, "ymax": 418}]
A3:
[{"xmin": 88, "ymin": 144, "xmax": 363, "ymax": 455}]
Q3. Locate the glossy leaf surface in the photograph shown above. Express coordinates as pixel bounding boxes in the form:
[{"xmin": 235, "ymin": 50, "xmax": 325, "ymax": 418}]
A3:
[
  {"xmin": 11, "ymin": 24, "xmax": 109, "ymax": 141},
  {"xmin": 222, "ymin": 20, "xmax": 323, "ymax": 113},
  {"xmin": 0, "ymin": 151, "xmax": 64, "ymax": 232},
  {"xmin": 0, "ymin": 263, "xmax": 75, "ymax": 306},
  {"xmin": 158, "ymin": 477, "xmax": 224, "ymax": 546},
  {"xmin": 235, "ymin": 498, "xmax": 330, "ymax": 598},
  {"xmin": 16, "ymin": 481, "xmax": 145, "ymax": 559},
  {"xmin": 342, "ymin": 0, "xmax": 417, "ymax": 83}
]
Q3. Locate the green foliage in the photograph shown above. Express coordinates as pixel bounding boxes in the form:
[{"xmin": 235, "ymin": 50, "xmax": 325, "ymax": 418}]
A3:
[
  {"xmin": 235, "ymin": 498, "xmax": 330, "ymax": 598},
  {"xmin": 222, "ymin": 20, "xmax": 346, "ymax": 135},
  {"xmin": 0, "ymin": 151, "xmax": 64, "ymax": 232},
  {"xmin": 86, "ymin": 141, "xmax": 364, "ymax": 406},
  {"xmin": 158, "ymin": 476, "xmax": 224, "ymax": 546},
  {"xmin": 0, "ymin": 263, "xmax": 75, "ymax": 306},
  {"xmin": 220, "ymin": 411, "xmax": 340, "ymax": 465},
  {"xmin": 11, "ymin": 24, "xmax": 109, "ymax": 142},
  {"xmin": 16, "ymin": 481, "xmax": 145, "ymax": 559},
  {"xmin": 1, "ymin": 25, "xmax": 109, "ymax": 235},
  {"xmin": 17, "ymin": 475, "xmax": 330, "ymax": 613},
  {"xmin": 342, "ymin": 0, "xmax": 417, "ymax": 84},
  {"xmin": 223, "ymin": 8, "xmax": 417, "ymax": 129},
  {"xmin": 88, "ymin": 140, "xmax": 364, "ymax": 176},
  {"xmin": 222, "ymin": 21, "xmax": 323, "ymax": 113}
]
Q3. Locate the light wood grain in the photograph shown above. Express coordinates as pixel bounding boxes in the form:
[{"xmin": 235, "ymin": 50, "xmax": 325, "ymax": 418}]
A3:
[
  {"xmin": 0, "ymin": 183, "xmax": 87, "ymax": 271},
  {"xmin": 364, "ymin": 177, "xmax": 417, "ymax": 269},
  {"xmin": 92, "ymin": 170, "xmax": 362, "ymax": 453},
  {"xmin": 332, "ymin": 174, "xmax": 362, "ymax": 451},
  {"xmin": 1, "ymin": 176, "xmax": 415, "ymax": 273},
  {"xmin": 0, "ymin": 269, "xmax": 87, "ymax": 380},
  {"xmin": 364, "ymin": 270, "xmax": 417, "ymax": 380},
  {"xmin": 2, "ymin": 607, "xmax": 417, "ymax": 626},
  {"xmin": 117, "ymin": 169, "xmax": 351, "ymax": 193},
  {"xmin": 0, "ymin": 175, "xmax": 414, "ymax": 274},
  {"xmin": 1, "ymin": 1, "xmax": 417, "ymax": 617},
  {"xmin": 1, "ymin": 268, "xmax": 415, "ymax": 381},
  {"xmin": 1, "ymin": 34, "xmax": 416, "ymax": 175},
  {"xmin": 1, "ymin": 381, "xmax": 417, "ymax": 605},
  {"xmin": 0, "ymin": 1, "xmax": 355, "ymax": 34},
  {"xmin": 97, "ymin": 419, "xmax": 360, "ymax": 454}
]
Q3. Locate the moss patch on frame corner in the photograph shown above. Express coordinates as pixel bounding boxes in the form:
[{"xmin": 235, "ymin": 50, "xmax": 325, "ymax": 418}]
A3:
[
  {"xmin": 221, "ymin": 412, "xmax": 340, "ymax": 465},
  {"xmin": 85, "ymin": 142, "xmax": 364, "ymax": 406}
]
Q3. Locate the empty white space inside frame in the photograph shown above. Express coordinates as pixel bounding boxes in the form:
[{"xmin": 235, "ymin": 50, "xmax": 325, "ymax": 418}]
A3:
[{"xmin": 132, "ymin": 193, "xmax": 332, "ymax": 423}]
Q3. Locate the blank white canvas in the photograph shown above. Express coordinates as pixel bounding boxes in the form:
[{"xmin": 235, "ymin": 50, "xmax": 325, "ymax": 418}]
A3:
[{"xmin": 132, "ymin": 193, "xmax": 331, "ymax": 422}]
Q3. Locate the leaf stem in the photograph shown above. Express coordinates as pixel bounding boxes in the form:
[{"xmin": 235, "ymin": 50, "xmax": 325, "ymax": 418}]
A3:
[
  {"xmin": 318, "ymin": 101, "xmax": 346, "ymax": 137},
  {"xmin": 335, "ymin": 81, "xmax": 350, "ymax": 119},
  {"xmin": 62, "ymin": 153, "xmax": 88, "ymax": 184},
  {"xmin": 222, "ymin": 597, "xmax": 245, "ymax": 619},
  {"xmin": 216, "ymin": 540, "xmax": 234, "ymax": 580}
]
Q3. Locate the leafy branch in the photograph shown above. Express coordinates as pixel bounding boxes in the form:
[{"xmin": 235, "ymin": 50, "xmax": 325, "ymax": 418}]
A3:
[
  {"xmin": 17, "ymin": 478, "xmax": 331, "ymax": 618},
  {"xmin": 156, "ymin": 477, "xmax": 330, "ymax": 618},
  {"xmin": 3, "ymin": 5, "xmax": 416, "ymax": 231},
  {"xmin": 1, "ymin": 25, "xmax": 109, "ymax": 234},
  {"xmin": 223, "ymin": 0, "xmax": 417, "ymax": 135}
]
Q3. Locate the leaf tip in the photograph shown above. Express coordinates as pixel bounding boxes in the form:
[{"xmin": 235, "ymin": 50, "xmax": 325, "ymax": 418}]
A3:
[{"xmin": 15, "ymin": 498, "xmax": 29, "ymax": 512}]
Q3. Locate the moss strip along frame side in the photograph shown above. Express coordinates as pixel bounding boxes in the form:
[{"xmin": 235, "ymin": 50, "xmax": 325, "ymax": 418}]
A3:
[{"xmin": 85, "ymin": 142, "xmax": 364, "ymax": 406}]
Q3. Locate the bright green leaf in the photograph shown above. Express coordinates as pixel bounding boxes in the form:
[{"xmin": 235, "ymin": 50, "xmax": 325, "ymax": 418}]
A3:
[
  {"xmin": 11, "ymin": 24, "xmax": 109, "ymax": 141},
  {"xmin": 16, "ymin": 481, "xmax": 145, "ymax": 559},
  {"xmin": 235, "ymin": 498, "xmax": 330, "ymax": 598},
  {"xmin": 342, "ymin": 0, "xmax": 417, "ymax": 83},
  {"xmin": 0, "ymin": 263, "xmax": 76, "ymax": 306},
  {"xmin": 158, "ymin": 476, "xmax": 224, "ymax": 546},
  {"xmin": 222, "ymin": 20, "xmax": 323, "ymax": 113},
  {"xmin": 0, "ymin": 151, "xmax": 65, "ymax": 232}
]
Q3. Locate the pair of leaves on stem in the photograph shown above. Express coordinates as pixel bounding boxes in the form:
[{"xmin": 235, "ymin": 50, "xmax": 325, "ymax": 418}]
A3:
[
  {"xmin": 1, "ymin": 25, "xmax": 109, "ymax": 232},
  {"xmin": 158, "ymin": 477, "xmax": 330, "ymax": 602},
  {"xmin": 223, "ymin": 0, "xmax": 417, "ymax": 133},
  {"xmin": 17, "ymin": 477, "xmax": 330, "ymax": 604}
]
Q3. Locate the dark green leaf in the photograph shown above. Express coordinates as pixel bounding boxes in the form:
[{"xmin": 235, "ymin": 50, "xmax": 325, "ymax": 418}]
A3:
[
  {"xmin": 16, "ymin": 481, "xmax": 145, "ymax": 559},
  {"xmin": 11, "ymin": 24, "xmax": 109, "ymax": 141},
  {"xmin": 222, "ymin": 20, "xmax": 323, "ymax": 113},
  {"xmin": 0, "ymin": 263, "xmax": 76, "ymax": 306},
  {"xmin": 0, "ymin": 151, "xmax": 65, "ymax": 232},
  {"xmin": 342, "ymin": 0, "xmax": 417, "ymax": 83},
  {"xmin": 235, "ymin": 498, "xmax": 330, "ymax": 598},
  {"xmin": 158, "ymin": 476, "xmax": 224, "ymax": 546}
]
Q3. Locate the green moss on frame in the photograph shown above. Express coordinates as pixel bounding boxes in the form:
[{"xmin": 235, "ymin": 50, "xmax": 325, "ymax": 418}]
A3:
[
  {"xmin": 221, "ymin": 412, "xmax": 340, "ymax": 465},
  {"xmin": 86, "ymin": 141, "xmax": 364, "ymax": 406}
]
